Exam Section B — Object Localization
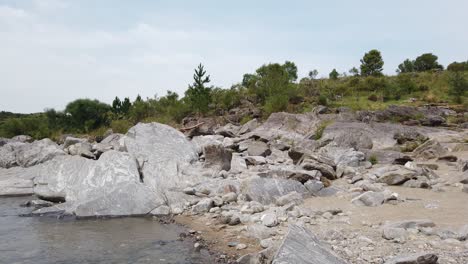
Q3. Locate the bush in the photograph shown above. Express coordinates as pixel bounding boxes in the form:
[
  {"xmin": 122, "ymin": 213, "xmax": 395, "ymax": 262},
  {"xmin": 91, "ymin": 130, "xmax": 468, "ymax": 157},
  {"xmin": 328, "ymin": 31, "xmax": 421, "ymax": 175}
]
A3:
[
  {"xmin": 264, "ymin": 94, "xmax": 289, "ymax": 116},
  {"xmin": 0, "ymin": 115, "xmax": 50, "ymax": 139},
  {"xmin": 369, "ymin": 155, "xmax": 378, "ymax": 165},
  {"xmin": 367, "ymin": 94, "xmax": 378, "ymax": 101},
  {"xmin": 111, "ymin": 120, "xmax": 133, "ymax": 134},
  {"xmin": 318, "ymin": 95, "xmax": 328, "ymax": 106}
]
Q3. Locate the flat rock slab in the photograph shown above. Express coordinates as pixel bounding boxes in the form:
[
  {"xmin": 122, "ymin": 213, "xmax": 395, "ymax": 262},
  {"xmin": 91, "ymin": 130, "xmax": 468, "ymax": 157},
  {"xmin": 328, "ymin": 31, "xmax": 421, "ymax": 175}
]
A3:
[
  {"xmin": 273, "ymin": 224, "xmax": 348, "ymax": 264},
  {"xmin": 384, "ymin": 253, "xmax": 438, "ymax": 264}
]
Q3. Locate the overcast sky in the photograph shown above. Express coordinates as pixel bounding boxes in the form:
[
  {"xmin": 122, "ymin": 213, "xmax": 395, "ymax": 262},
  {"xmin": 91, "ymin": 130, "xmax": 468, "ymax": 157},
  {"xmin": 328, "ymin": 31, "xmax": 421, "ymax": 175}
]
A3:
[{"xmin": 1, "ymin": 0, "xmax": 467, "ymax": 113}]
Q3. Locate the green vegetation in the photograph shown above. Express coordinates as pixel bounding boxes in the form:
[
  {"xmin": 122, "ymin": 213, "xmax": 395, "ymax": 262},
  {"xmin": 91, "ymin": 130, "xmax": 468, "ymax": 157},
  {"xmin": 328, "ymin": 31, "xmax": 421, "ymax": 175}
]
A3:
[
  {"xmin": 313, "ymin": 120, "xmax": 333, "ymax": 140},
  {"xmin": 1, "ymin": 51, "xmax": 467, "ymax": 140},
  {"xmin": 369, "ymin": 155, "xmax": 378, "ymax": 165}
]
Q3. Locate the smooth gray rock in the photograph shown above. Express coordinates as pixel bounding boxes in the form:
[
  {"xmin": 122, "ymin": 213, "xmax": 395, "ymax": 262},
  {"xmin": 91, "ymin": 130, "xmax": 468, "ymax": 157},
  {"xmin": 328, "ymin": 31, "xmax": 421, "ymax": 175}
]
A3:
[
  {"xmin": 304, "ymin": 180, "xmax": 324, "ymax": 195},
  {"xmin": 203, "ymin": 144, "xmax": 232, "ymax": 171},
  {"xmin": 301, "ymin": 158, "xmax": 336, "ymax": 180},
  {"xmin": 275, "ymin": 191, "xmax": 303, "ymax": 206},
  {"xmin": 352, "ymin": 191, "xmax": 385, "ymax": 207},
  {"xmin": 67, "ymin": 142, "xmax": 95, "ymax": 159},
  {"xmin": 0, "ymin": 139, "xmax": 66, "ymax": 168},
  {"xmin": 192, "ymin": 198, "xmax": 214, "ymax": 214},
  {"xmin": 123, "ymin": 123, "xmax": 200, "ymax": 209},
  {"xmin": 33, "ymin": 150, "xmax": 161, "ymax": 217},
  {"xmin": 384, "ymin": 252, "xmax": 438, "ymax": 264},
  {"xmin": 63, "ymin": 136, "xmax": 88, "ymax": 149},
  {"xmin": 272, "ymin": 225, "xmax": 347, "ymax": 264},
  {"xmin": 0, "ymin": 166, "xmax": 37, "ymax": 196},
  {"xmin": 238, "ymin": 119, "xmax": 259, "ymax": 135},
  {"xmin": 374, "ymin": 165, "xmax": 417, "ymax": 185},
  {"xmin": 262, "ymin": 213, "xmax": 278, "ymax": 227},
  {"xmin": 247, "ymin": 141, "xmax": 271, "ymax": 157},
  {"xmin": 191, "ymin": 135, "xmax": 224, "ymax": 153},
  {"xmin": 382, "ymin": 227, "xmax": 408, "ymax": 241},
  {"xmin": 240, "ymin": 177, "xmax": 308, "ymax": 205},
  {"xmin": 231, "ymin": 153, "xmax": 248, "ymax": 173}
]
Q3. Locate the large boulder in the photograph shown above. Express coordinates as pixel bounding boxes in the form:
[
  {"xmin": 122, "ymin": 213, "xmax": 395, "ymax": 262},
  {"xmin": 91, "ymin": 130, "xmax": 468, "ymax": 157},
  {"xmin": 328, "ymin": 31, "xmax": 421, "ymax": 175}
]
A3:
[
  {"xmin": 247, "ymin": 141, "xmax": 271, "ymax": 157},
  {"xmin": 203, "ymin": 144, "xmax": 232, "ymax": 171},
  {"xmin": 413, "ymin": 140, "xmax": 447, "ymax": 160},
  {"xmin": 372, "ymin": 165, "xmax": 417, "ymax": 185},
  {"xmin": 0, "ymin": 139, "xmax": 65, "ymax": 168},
  {"xmin": 123, "ymin": 123, "xmax": 203, "ymax": 210},
  {"xmin": 240, "ymin": 177, "xmax": 308, "ymax": 205},
  {"xmin": 272, "ymin": 225, "xmax": 347, "ymax": 264},
  {"xmin": 33, "ymin": 150, "xmax": 161, "ymax": 217},
  {"xmin": 247, "ymin": 112, "xmax": 321, "ymax": 142}
]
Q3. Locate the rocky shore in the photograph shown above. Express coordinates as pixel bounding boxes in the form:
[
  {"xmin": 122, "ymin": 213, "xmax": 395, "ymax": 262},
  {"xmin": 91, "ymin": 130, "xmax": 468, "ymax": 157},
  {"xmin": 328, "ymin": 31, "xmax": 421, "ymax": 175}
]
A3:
[{"xmin": 1, "ymin": 106, "xmax": 467, "ymax": 263}]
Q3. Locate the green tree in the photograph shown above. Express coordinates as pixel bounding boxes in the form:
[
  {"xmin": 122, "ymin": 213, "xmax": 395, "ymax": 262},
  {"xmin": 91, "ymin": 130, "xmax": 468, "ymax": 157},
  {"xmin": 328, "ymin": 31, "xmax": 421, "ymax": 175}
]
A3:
[
  {"xmin": 413, "ymin": 53, "xmax": 443, "ymax": 72},
  {"xmin": 448, "ymin": 72, "xmax": 467, "ymax": 103},
  {"xmin": 329, "ymin": 69, "xmax": 339, "ymax": 80},
  {"xmin": 447, "ymin": 60, "xmax": 468, "ymax": 72},
  {"xmin": 112, "ymin": 96, "xmax": 122, "ymax": 113},
  {"xmin": 282, "ymin": 61, "xmax": 298, "ymax": 82},
  {"xmin": 349, "ymin": 67, "xmax": 359, "ymax": 76},
  {"xmin": 360, "ymin": 49, "xmax": 384, "ymax": 77},
  {"xmin": 308, "ymin": 69, "xmax": 319, "ymax": 79},
  {"xmin": 185, "ymin": 63, "xmax": 212, "ymax": 114},
  {"xmin": 397, "ymin": 59, "xmax": 415, "ymax": 73},
  {"xmin": 64, "ymin": 99, "xmax": 111, "ymax": 132},
  {"xmin": 121, "ymin": 97, "xmax": 132, "ymax": 115}
]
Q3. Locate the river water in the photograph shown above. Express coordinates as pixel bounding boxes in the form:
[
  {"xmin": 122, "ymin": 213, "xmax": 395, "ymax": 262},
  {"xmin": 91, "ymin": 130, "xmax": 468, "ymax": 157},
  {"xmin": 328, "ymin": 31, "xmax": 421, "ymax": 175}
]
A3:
[{"xmin": 0, "ymin": 197, "xmax": 214, "ymax": 264}]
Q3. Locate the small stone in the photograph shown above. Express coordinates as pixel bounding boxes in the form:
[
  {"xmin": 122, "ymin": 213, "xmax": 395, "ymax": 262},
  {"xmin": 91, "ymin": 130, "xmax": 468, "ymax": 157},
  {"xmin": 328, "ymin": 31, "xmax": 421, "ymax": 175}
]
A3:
[
  {"xmin": 236, "ymin": 243, "xmax": 247, "ymax": 250},
  {"xmin": 183, "ymin": 187, "xmax": 196, "ymax": 195},
  {"xmin": 229, "ymin": 216, "xmax": 241, "ymax": 226},
  {"xmin": 222, "ymin": 192, "xmax": 238, "ymax": 203},
  {"xmin": 261, "ymin": 213, "xmax": 278, "ymax": 227},
  {"xmin": 227, "ymin": 241, "xmax": 239, "ymax": 247}
]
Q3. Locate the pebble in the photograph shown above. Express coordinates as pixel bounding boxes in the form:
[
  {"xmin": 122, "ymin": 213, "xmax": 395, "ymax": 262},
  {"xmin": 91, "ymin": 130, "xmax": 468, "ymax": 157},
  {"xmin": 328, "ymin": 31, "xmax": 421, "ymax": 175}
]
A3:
[{"xmin": 236, "ymin": 243, "xmax": 247, "ymax": 250}]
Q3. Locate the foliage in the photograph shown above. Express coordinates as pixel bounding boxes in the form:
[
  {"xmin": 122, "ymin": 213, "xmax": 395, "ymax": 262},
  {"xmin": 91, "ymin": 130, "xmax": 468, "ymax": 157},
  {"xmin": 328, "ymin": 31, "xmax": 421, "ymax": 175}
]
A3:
[
  {"xmin": 413, "ymin": 53, "xmax": 443, "ymax": 72},
  {"xmin": 264, "ymin": 94, "xmax": 289, "ymax": 116},
  {"xmin": 308, "ymin": 69, "xmax": 319, "ymax": 79},
  {"xmin": 447, "ymin": 60, "xmax": 468, "ymax": 72},
  {"xmin": 65, "ymin": 99, "xmax": 111, "ymax": 132},
  {"xmin": 397, "ymin": 59, "xmax": 415, "ymax": 73},
  {"xmin": 0, "ymin": 115, "xmax": 50, "ymax": 139},
  {"xmin": 185, "ymin": 64, "xmax": 212, "ymax": 114},
  {"xmin": 111, "ymin": 119, "xmax": 133, "ymax": 134},
  {"xmin": 313, "ymin": 120, "xmax": 332, "ymax": 140},
  {"xmin": 329, "ymin": 69, "xmax": 339, "ymax": 80},
  {"xmin": 448, "ymin": 71, "xmax": 468, "ymax": 103},
  {"xmin": 369, "ymin": 155, "xmax": 378, "ymax": 165},
  {"xmin": 360, "ymin": 49, "xmax": 384, "ymax": 77}
]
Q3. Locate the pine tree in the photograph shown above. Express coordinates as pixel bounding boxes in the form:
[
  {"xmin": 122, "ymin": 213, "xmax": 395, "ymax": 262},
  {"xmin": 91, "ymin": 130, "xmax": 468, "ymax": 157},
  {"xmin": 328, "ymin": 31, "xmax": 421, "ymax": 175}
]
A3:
[{"xmin": 185, "ymin": 64, "xmax": 212, "ymax": 114}]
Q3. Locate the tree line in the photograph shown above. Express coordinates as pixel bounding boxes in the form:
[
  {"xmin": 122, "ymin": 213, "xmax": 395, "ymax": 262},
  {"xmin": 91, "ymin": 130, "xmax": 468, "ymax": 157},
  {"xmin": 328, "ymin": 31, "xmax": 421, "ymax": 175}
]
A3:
[{"xmin": 1, "ymin": 50, "xmax": 466, "ymax": 139}]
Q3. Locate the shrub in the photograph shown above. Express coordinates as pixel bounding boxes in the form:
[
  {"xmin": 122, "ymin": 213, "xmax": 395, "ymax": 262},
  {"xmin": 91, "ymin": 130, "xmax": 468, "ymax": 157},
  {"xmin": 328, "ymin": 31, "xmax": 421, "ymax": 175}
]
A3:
[
  {"xmin": 369, "ymin": 155, "xmax": 378, "ymax": 165},
  {"xmin": 111, "ymin": 119, "xmax": 133, "ymax": 134},
  {"xmin": 264, "ymin": 94, "xmax": 289, "ymax": 116},
  {"xmin": 318, "ymin": 95, "xmax": 328, "ymax": 106},
  {"xmin": 368, "ymin": 94, "xmax": 378, "ymax": 101}
]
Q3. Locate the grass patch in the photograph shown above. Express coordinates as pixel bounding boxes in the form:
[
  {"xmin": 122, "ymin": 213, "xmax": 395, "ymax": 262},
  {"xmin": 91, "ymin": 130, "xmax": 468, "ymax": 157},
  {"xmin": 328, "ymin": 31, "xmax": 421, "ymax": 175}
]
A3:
[{"xmin": 313, "ymin": 120, "xmax": 333, "ymax": 140}]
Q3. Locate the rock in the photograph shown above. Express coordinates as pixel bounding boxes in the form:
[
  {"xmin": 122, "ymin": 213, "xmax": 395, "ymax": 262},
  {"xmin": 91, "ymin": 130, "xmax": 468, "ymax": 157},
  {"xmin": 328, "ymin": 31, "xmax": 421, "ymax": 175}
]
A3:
[
  {"xmin": 247, "ymin": 141, "xmax": 271, "ymax": 157},
  {"xmin": 222, "ymin": 192, "xmax": 238, "ymax": 203},
  {"xmin": 238, "ymin": 119, "xmax": 259, "ymax": 135},
  {"xmin": 382, "ymin": 227, "xmax": 407, "ymax": 241},
  {"xmin": 21, "ymin": 199, "xmax": 54, "ymax": 209},
  {"xmin": 67, "ymin": 142, "xmax": 95, "ymax": 159},
  {"xmin": 437, "ymin": 155, "xmax": 457, "ymax": 162},
  {"xmin": 458, "ymin": 159, "xmax": 468, "ymax": 172},
  {"xmin": 183, "ymin": 187, "xmax": 196, "ymax": 195},
  {"xmin": 413, "ymin": 140, "xmax": 447, "ymax": 160},
  {"xmin": 275, "ymin": 191, "xmax": 303, "ymax": 206},
  {"xmin": 12, "ymin": 135, "xmax": 33, "ymax": 143},
  {"xmin": 304, "ymin": 180, "xmax": 324, "ymax": 195},
  {"xmin": 463, "ymin": 185, "xmax": 468, "ymax": 194},
  {"xmin": 384, "ymin": 253, "xmax": 438, "ymax": 264},
  {"xmin": 248, "ymin": 112, "xmax": 321, "ymax": 142},
  {"xmin": 215, "ymin": 124, "xmax": 240, "ymax": 137},
  {"xmin": 0, "ymin": 166, "xmax": 37, "ymax": 196},
  {"xmin": 33, "ymin": 150, "xmax": 162, "ymax": 216},
  {"xmin": 301, "ymin": 158, "xmax": 336, "ymax": 180},
  {"xmin": 203, "ymin": 144, "xmax": 232, "ymax": 171},
  {"xmin": 191, "ymin": 135, "xmax": 224, "ymax": 153},
  {"xmin": 316, "ymin": 186, "xmax": 341, "ymax": 197},
  {"xmin": 236, "ymin": 243, "xmax": 248, "ymax": 250},
  {"xmin": 231, "ymin": 153, "xmax": 248, "ymax": 173},
  {"xmin": 352, "ymin": 191, "xmax": 385, "ymax": 207},
  {"xmin": 150, "ymin": 205, "xmax": 171, "ymax": 216},
  {"xmin": 421, "ymin": 115, "xmax": 446, "ymax": 127},
  {"xmin": 375, "ymin": 165, "xmax": 417, "ymax": 185},
  {"xmin": 1, "ymin": 139, "xmax": 66, "ymax": 168},
  {"xmin": 272, "ymin": 224, "xmax": 347, "ymax": 264},
  {"xmin": 240, "ymin": 177, "xmax": 308, "ymax": 205},
  {"xmin": 63, "ymin": 137, "xmax": 88, "ymax": 149},
  {"xmin": 385, "ymin": 219, "xmax": 435, "ymax": 229},
  {"xmin": 394, "ymin": 131, "xmax": 428, "ymax": 145},
  {"xmin": 192, "ymin": 198, "xmax": 214, "ymax": 214},
  {"xmin": 245, "ymin": 156, "xmax": 267, "ymax": 166},
  {"xmin": 261, "ymin": 213, "xmax": 278, "ymax": 227},
  {"xmin": 229, "ymin": 216, "xmax": 241, "ymax": 226},
  {"xmin": 123, "ymin": 123, "xmax": 200, "ymax": 210}
]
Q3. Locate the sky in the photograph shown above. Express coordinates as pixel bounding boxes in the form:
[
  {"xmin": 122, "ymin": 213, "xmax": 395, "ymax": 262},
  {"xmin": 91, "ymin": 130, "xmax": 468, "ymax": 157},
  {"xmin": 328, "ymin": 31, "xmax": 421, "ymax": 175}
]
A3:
[{"xmin": 0, "ymin": 0, "xmax": 467, "ymax": 113}]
